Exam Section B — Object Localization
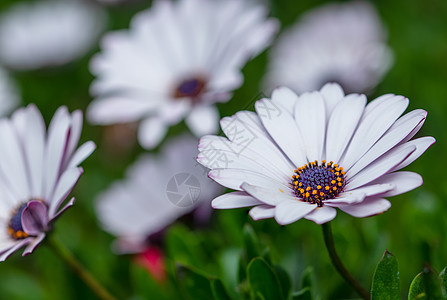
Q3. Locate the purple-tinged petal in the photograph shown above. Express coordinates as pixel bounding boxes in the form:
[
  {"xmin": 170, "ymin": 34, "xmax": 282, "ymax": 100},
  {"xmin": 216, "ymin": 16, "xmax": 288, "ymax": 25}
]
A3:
[
  {"xmin": 68, "ymin": 141, "xmax": 96, "ymax": 169},
  {"xmin": 0, "ymin": 239, "xmax": 31, "ymax": 261},
  {"xmin": 22, "ymin": 233, "xmax": 45, "ymax": 256},
  {"xmin": 48, "ymin": 167, "xmax": 82, "ymax": 218},
  {"xmin": 241, "ymin": 182, "xmax": 293, "ymax": 206},
  {"xmin": 52, "ymin": 197, "xmax": 75, "ymax": 221},
  {"xmin": 22, "ymin": 200, "xmax": 49, "ymax": 236},
  {"xmin": 390, "ymin": 137, "xmax": 436, "ymax": 172}
]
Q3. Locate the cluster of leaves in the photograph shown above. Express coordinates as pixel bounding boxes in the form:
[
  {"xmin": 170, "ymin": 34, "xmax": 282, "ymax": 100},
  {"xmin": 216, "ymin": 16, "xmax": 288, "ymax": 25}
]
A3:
[{"xmin": 372, "ymin": 250, "xmax": 447, "ymax": 300}]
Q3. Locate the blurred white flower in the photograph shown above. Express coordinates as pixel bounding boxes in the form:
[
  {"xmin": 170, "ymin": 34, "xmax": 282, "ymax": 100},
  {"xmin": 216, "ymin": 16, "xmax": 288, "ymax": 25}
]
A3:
[
  {"xmin": 0, "ymin": 67, "xmax": 19, "ymax": 115},
  {"xmin": 88, "ymin": 0, "xmax": 278, "ymax": 149},
  {"xmin": 0, "ymin": 105, "xmax": 95, "ymax": 261},
  {"xmin": 198, "ymin": 83, "xmax": 434, "ymax": 225},
  {"xmin": 96, "ymin": 135, "xmax": 222, "ymax": 254},
  {"xmin": 0, "ymin": 0, "xmax": 106, "ymax": 70},
  {"xmin": 264, "ymin": 1, "xmax": 393, "ymax": 94}
]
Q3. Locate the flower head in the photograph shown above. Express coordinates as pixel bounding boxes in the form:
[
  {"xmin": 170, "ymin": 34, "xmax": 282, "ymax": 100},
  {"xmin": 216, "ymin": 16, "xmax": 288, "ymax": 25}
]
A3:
[
  {"xmin": 0, "ymin": 105, "xmax": 95, "ymax": 260},
  {"xmin": 0, "ymin": 67, "xmax": 19, "ymax": 115},
  {"xmin": 88, "ymin": 0, "xmax": 278, "ymax": 149},
  {"xmin": 0, "ymin": 0, "xmax": 105, "ymax": 70},
  {"xmin": 198, "ymin": 83, "xmax": 434, "ymax": 225},
  {"xmin": 95, "ymin": 135, "xmax": 222, "ymax": 253},
  {"xmin": 264, "ymin": 1, "xmax": 392, "ymax": 94}
]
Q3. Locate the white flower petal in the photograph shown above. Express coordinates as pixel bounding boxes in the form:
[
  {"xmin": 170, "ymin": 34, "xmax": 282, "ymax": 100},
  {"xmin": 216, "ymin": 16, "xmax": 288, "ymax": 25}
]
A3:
[
  {"xmin": 24, "ymin": 105, "xmax": 46, "ymax": 196},
  {"xmin": 44, "ymin": 106, "xmax": 71, "ymax": 200},
  {"xmin": 249, "ymin": 205, "xmax": 276, "ymax": 220},
  {"xmin": 49, "ymin": 167, "xmax": 83, "ymax": 219},
  {"xmin": 324, "ymin": 192, "xmax": 366, "ymax": 205},
  {"xmin": 304, "ymin": 206, "xmax": 337, "ymax": 224},
  {"xmin": 271, "ymin": 87, "xmax": 298, "ymax": 115},
  {"xmin": 241, "ymin": 182, "xmax": 293, "ymax": 206},
  {"xmin": 325, "ymin": 94, "xmax": 366, "ymax": 163},
  {"xmin": 0, "ymin": 120, "xmax": 30, "ymax": 199},
  {"xmin": 320, "ymin": 83, "xmax": 345, "ymax": 119},
  {"xmin": 348, "ymin": 109, "xmax": 428, "ymax": 177},
  {"xmin": 370, "ymin": 171, "xmax": 422, "ymax": 197},
  {"xmin": 0, "ymin": 239, "xmax": 30, "ymax": 261},
  {"xmin": 138, "ymin": 117, "xmax": 168, "ymax": 149},
  {"xmin": 185, "ymin": 105, "xmax": 219, "ymax": 137},
  {"xmin": 341, "ymin": 95, "xmax": 409, "ymax": 170},
  {"xmin": 339, "ymin": 198, "xmax": 391, "ymax": 218},
  {"xmin": 346, "ymin": 144, "xmax": 416, "ymax": 190},
  {"xmin": 88, "ymin": 96, "xmax": 159, "ymax": 125},
  {"xmin": 208, "ymin": 168, "xmax": 288, "ymax": 193},
  {"xmin": 255, "ymin": 98, "xmax": 307, "ymax": 167},
  {"xmin": 212, "ymin": 191, "xmax": 262, "ymax": 209},
  {"xmin": 294, "ymin": 91, "xmax": 326, "ymax": 162},
  {"xmin": 391, "ymin": 137, "xmax": 435, "ymax": 171},
  {"xmin": 67, "ymin": 141, "xmax": 96, "ymax": 169},
  {"xmin": 274, "ymin": 200, "xmax": 316, "ymax": 225},
  {"xmin": 343, "ymin": 183, "xmax": 394, "ymax": 198}
]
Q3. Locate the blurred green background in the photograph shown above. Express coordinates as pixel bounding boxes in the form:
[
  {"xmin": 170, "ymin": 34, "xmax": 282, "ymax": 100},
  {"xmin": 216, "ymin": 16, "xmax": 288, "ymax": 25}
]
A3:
[{"xmin": 0, "ymin": 0, "xmax": 446, "ymax": 299}]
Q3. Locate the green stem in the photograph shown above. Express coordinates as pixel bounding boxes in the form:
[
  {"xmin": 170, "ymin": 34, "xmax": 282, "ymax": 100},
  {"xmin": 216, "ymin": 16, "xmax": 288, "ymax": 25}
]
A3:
[
  {"xmin": 322, "ymin": 222, "xmax": 370, "ymax": 300},
  {"xmin": 49, "ymin": 237, "xmax": 118, "ymax": 300}
]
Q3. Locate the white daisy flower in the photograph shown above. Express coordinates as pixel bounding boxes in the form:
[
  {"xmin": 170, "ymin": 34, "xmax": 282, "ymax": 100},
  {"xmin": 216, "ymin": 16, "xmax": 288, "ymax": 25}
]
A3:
[
  {"xmin": 197, "ymin": 83, "xmax": 434, "ymax": 225},
  {"xmin": 0, "ymin": 0, "xmax": 105, "ymax": 70},
  {"xmin": 264, "ymin": 1, "xmax": 393, "ymax": 94},
  {"xmin": 96, "ymin": 135, "xmax": 222, "ymax": 253},
  {"xmin": 0, "ymin": 105, "xmax": 95, "ymax": 261},
  {"xmin": 87, "ymin": 0, "xmax": 279, "ymax": 149},
  {"xmin": 0, "ymin": 67, "xmax": 19, "ymax": 115}
]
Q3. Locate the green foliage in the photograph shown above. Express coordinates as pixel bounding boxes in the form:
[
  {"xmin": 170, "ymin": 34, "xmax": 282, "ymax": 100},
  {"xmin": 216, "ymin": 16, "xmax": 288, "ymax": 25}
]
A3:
[
  {"xmin": 247, "ymin": 258, "xmax": 285, "ymax": 300},
  {"xmin": 408, "ymin": 265, "xmax": 445, "ymax": 300},
  {"xmin": 371, "ymin": 250, "xmax": 400, "ymax": 300}
]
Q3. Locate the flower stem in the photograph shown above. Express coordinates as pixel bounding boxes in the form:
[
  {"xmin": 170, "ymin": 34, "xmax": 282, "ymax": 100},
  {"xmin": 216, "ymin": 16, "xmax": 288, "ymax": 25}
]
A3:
[
  {"xmin": 48, "ymin": 236, "xmax": 118, "ymax": 300},
  {"xmin": 322, "ymin": 222, "xmax": 370, "ymax": 300}
]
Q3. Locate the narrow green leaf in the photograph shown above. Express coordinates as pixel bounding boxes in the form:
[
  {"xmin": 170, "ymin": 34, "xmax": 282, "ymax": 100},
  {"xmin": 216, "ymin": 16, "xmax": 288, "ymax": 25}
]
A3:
[
  {"xmin": 176, "ymin": 264, "xmax": 214, "ymax": 300},
  {"xmin": 408, "ymin": 272, "xmax": 426, "ymax": 300},
  {"xmin": 439, "ymin": 267, "xmax": 447, "ymax": 298},
  {"xmin": 211, "ymin": 279, "xmax": 232, "ymax": 300},
  {"xmin": 371, "ymin": 250, "xmax": 400, "ymax": 300},
  {"xmin": 292, "ymin": 287, "xmax": 312, "ymax": 300},
  {"xmin": 247, "ymin": 257, "xmax": 285, "ymax": 300}
]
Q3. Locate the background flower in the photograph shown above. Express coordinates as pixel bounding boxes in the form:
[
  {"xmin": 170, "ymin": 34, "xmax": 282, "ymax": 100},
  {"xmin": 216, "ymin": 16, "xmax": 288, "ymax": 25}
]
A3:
[
  {"xmin": 0, "ymin": 0, "xmax": 105, "ymax": 70},
  {"xmin": 0, "ymin": 105, "xmax": 95, "ymax": 261},
  {"xmin": 264, "ymin": 1, "xmax": 393, "ymax": 94},
  {"xmin": 199, "ymin": 83, "xmax": 434, "ymax": 225},
  {"xmin": 88, "ymin": 0, "xmax": 279, "ymax": 149},
  {"xmin": 96, "ymin": 134, "xmax": 222, "ymax": 254}
]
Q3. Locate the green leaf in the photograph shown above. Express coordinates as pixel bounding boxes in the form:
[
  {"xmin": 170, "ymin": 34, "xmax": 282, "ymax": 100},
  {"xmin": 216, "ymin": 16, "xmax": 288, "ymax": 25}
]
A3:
[
  {"xmin": 243, "ymin": 224, "xmax": 261, "ymax": 261},
  {"xmin": 176, "ymin": 264, "xmax": 214, "ymax": 300},
  {"xmin": 371, "ymin": 250, "xmax": 400, "ymax": 300},
  {"xmin": 422, "ymin": 264, "xmax": 443, "ymax": 300},
  {"xmin": 408, "ymin": 265, "xmax": 443, "ymax": 300},
  {"xmin": 247, "ymin": 257, "xmax": 285, "ymax": 300},
  {"xmin": 211, "ymin": 279, "xmax": 233, "ymax": 300},
  {"xmin": 274, "ymin": 265, "xmax": 291, "ymax": 299},
  {"xmin": 409, "ymin": 272, "xmax": 426, "ymax": 300},
  {"xmin": 292, "ymin": 288, "xmax": 312, "ymax": 300},
  {"xmin": 440, "ymin": 267, "xmax": 447, "ymax": 298}
]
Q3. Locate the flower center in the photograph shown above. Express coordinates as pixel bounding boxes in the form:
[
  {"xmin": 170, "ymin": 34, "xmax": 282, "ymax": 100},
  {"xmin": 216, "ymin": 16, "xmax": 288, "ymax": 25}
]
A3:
[
  {"xmin": 174, "ymin": 77, "xmax": 206, "ymax": 100},
  {"xmin": 8, "ymin": 203, "xmax": 29, "ymax": 240},
  {"xmin": 291, "ymin": 160, "xmax": 345, "ymax": 207}
]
